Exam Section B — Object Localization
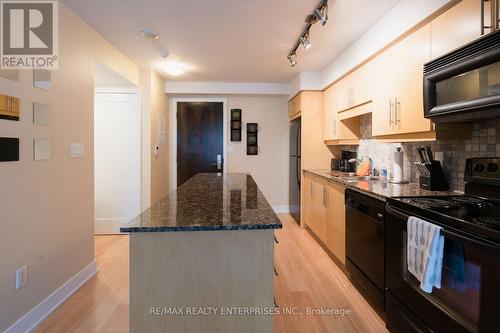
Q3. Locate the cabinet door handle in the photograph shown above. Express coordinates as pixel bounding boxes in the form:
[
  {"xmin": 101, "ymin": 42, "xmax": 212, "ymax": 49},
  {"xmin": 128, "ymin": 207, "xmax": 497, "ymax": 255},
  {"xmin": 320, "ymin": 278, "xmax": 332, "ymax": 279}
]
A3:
[
  {"xmin": 389, "ymin": 100, "xmax": 394, "ymax": 126},
  {"xmin": 395, "ymin": 98, "xmax": 401, "ymax": 124},
  {"xmin": 310, "ymin": 181, "xmax": 313, "ymax": 197},
  {"xmin": 325, "ymin": 188, "xmax": 329, "ymax": 208}
]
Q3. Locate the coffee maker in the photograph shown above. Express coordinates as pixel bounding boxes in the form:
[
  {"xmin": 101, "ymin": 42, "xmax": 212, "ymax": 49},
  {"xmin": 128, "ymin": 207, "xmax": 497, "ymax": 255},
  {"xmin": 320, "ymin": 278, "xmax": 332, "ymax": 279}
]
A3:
[{"xmin": 339, "ymin": 150, "xmax": 357, "ymax": 173}]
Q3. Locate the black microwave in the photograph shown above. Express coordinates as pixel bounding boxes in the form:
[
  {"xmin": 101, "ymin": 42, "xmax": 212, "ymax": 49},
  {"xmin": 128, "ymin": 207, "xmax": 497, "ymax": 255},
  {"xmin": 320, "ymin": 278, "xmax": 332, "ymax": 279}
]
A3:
[{"xmin": 423, "ymin": 29, "xmax": 500, "ymax": 123}]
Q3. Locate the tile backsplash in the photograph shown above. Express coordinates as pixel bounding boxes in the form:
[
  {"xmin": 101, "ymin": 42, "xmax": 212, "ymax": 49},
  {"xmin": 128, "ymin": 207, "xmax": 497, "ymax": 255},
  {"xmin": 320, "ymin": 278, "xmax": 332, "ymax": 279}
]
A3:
[{"xmin": 334, "ymin": 114, "xmax": 500, "ymax": 192}]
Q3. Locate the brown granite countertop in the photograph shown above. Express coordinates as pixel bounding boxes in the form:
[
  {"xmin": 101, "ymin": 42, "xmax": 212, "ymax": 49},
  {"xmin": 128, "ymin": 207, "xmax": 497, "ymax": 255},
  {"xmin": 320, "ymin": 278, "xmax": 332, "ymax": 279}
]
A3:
[
  {"xmin": 305, "ymin": 169, "xmax": 460, "ymax": 200},
  {"xmin": 120, "ymin": 173, "xmax": 282, "ymax": 232}
]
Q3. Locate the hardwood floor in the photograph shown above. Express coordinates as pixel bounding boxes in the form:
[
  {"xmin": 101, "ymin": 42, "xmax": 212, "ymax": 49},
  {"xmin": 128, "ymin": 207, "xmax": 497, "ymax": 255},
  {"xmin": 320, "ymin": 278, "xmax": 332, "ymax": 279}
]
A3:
[{"xmin": 35, "ymin": 214, "xmax": 387, "ymax": 333}]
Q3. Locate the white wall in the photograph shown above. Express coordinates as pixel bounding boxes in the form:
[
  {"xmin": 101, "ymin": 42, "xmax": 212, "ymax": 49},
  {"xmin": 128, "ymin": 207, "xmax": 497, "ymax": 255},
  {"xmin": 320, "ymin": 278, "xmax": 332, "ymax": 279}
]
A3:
[
  {"xmin": 94, "ymin": 91, "xmax": 141, "ymax": 233},
  {"xmin": 226, "ymin": 96, "xmax": 290, "ymax": 210}
]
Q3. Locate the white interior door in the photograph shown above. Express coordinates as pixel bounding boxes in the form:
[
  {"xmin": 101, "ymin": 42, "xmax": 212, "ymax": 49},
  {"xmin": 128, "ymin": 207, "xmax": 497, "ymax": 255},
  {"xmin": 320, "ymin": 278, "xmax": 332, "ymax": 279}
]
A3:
[{"xmin": 94, "ymin": 91, "xmax": 140, "ymax": 234}]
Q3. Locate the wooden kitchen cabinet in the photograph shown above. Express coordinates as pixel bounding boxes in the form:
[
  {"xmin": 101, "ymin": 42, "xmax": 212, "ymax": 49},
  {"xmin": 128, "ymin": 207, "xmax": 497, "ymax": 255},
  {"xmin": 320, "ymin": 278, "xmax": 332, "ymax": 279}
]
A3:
[
  {"xmin": 372, "ymin": 24, "xmax": 433, "ymax": 136},
  {"xmin": 302, "ymin": 175, "xmax": 313, "ymax": 230},
  {"xmin": 337, "ymin": 61, "xmax": 374, "ymax": 112},
  {"xmin": 326, "ymin": 182, "xmax": 346, "ymax": 265},
  {"xmin": 303, "ymin": 172, "xmax": 346, "ymax": 264},
  {"xmin": 303, "ymin": 173, "xmax": 327, "ymax": 243},
  {"xmin": 288, "ymin": 93, "xmax": 301, "ymax": 120},
  {"xmin": 322, "ymin": 84, "xmax": 338, "ymax": 141},
  {"xmin": 323, "ymin": 83, "xmax": 362, "ymax": 144},
  {"xmin": 288, "ymin": 91, "xmax": 323, "ymax": 120},
  {"xmin": 431, "ymin": 0, "xmax": 482, "ymax": 59}
]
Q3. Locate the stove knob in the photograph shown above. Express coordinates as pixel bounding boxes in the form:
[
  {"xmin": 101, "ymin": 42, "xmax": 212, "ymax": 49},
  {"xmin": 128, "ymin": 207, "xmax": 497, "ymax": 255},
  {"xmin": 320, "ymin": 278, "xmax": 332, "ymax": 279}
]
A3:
[
  {"xmin": 473, "ymin": 163, "xmax": 485, "ymax": 173},
  {"xmin": 488, "ymin": 162, "xmax": 499, "ymax": 173}
]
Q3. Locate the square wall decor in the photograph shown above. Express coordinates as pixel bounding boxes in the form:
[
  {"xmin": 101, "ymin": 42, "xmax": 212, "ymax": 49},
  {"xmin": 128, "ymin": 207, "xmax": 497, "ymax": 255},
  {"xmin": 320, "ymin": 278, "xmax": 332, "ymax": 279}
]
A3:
[
  {"xmin": 33, "ymin": 69, "xmax": 52, "ymax": 91},
  {"xmin": 0, "ymin": 137, "xmax": 19, "ymax": 161},
  {"xmin": 230, "ymin": 109, "xmax": 242, "ymax": 142},
  {"xmin": 33, "ymin": 102, "xmax": 50, "ymax": 125},
  {"xmin": 246, "ymin": 123, "xmax": 258, "ymax": 155},
  {"xmin": 0, "ymin": 94, "xmax": 20, "ymax": 121},
  {"xmin": 34, "ymin": 139, "xmax": 51, "ymax": 161}
]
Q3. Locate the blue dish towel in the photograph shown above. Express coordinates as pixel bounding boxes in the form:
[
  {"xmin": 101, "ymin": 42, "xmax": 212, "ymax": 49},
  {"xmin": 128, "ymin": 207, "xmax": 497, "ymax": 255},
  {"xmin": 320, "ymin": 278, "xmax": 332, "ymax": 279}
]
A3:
[{"xmin": 407, "ymin": 216, "xmax": 445, "ymax": 293}]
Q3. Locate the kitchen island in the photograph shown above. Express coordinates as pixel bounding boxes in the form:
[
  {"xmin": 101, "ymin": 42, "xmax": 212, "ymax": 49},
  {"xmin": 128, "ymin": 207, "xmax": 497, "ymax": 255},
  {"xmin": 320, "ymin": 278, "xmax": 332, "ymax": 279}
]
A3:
[{"xmin": 120, "ymin": 173, "xmax": 282, "ymax": 333}]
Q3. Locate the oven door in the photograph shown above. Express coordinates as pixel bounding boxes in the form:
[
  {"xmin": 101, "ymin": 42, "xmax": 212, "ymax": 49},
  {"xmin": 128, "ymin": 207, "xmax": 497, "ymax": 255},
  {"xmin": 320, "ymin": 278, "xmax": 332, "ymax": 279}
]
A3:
[{"xmin": 385, "ymin": 205, "xmax": 500, "ymax": 333}]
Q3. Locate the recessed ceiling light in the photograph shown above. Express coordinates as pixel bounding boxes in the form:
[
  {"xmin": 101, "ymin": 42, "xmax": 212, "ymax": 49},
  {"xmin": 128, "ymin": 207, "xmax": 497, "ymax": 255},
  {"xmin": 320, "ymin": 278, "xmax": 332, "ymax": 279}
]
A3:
[
  {"xmin": 141, "ymin": 29, "xmax": 160, "ymax": 40},
  {"xmin": 159, "ymin": 62, "xmax": 187, "ymax": 76}
]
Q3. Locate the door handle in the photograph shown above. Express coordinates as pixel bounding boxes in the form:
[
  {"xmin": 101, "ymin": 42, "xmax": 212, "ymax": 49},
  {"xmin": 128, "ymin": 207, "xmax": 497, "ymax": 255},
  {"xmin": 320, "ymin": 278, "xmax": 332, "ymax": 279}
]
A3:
[{"xmin": 216, "ymin": 154, "xmax": 222, "ymax": 171}]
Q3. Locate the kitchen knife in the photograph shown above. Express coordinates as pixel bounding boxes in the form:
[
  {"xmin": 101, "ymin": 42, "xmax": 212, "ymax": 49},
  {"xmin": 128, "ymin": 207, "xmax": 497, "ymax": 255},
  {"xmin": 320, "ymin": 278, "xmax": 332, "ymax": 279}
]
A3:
[
  {"xmin": 426, "ymin": 146, "xmax": 434, "ymax": 162},
  {"xmin": 417, "ymin": 147, "xmax": 427, "ymax": 163}
]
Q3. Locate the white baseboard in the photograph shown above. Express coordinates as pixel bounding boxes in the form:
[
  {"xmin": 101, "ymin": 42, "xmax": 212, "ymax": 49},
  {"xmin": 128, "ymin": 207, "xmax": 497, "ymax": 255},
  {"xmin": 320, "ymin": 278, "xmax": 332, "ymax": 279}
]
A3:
[
  {"xmin": 5, "ymin": 260, "xmax": 98, "ymax": 333},
  {"xmin": 94, "ymin": 217, "xmax": 128, "ymax": 234},
  {"xmin": 272, "ymin": 205, "xmax": 292, "ymax": 213}
]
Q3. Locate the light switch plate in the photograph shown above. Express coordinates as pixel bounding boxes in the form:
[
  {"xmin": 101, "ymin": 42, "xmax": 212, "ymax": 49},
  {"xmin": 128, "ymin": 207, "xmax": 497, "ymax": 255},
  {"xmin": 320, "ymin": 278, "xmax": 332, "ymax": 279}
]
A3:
[
  {"xmin": 33, "ymin": 102, "xmax": 50, "ymax": 125},
  {"xmin": 15, "ymin": 265, "xmax": 28, "ymax": 290},
  {"xmin": 34, "ymin": 139, "xmax": 51, "ymax": 161},
  {"xmin": 70, "ymin": 143, "xmax": 84, "ymax": 158}
]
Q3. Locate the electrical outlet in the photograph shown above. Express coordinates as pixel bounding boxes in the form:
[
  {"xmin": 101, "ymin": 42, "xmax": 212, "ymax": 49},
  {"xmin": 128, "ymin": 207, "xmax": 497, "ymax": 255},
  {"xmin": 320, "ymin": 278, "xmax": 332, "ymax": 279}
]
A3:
[{"xmin": 15, "ymin": 266, "xmax": 27, "ymax": 290}]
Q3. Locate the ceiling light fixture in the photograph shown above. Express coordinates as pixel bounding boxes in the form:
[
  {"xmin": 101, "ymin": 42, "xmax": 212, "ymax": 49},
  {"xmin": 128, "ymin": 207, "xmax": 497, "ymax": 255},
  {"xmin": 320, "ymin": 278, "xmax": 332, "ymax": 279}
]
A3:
[
  {"xmin": 159, "ymin": 61, "xmax": 187, "ymax": 76},
  {"xmin": 141, "ymin": 28, "xmax": 160, "ymax": 40},
  {"xmin": 314, "ymin": 5, "xmax": 328, "ymax": 26},
  {"xmin": 287, "ymin": 53, "xmax": 298, "ymax": 67},
  {"xmin": 286, "ymin": 0, "xmax": 328, "ymax": 67},
  {"xmin": 299, "ymin": 31, "xmax": 311, "ymax": 50}
]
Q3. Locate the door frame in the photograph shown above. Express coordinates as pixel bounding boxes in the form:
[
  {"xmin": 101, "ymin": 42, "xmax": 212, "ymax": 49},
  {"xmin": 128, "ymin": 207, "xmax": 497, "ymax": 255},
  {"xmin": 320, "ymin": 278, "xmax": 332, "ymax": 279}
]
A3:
[
  {"xmin": 94, "ymin": 85, "xmax": 142, "ymax": 234},
  {"xmin": 170, "ymin": 97, "xmax": 228, "ymax": 192}
]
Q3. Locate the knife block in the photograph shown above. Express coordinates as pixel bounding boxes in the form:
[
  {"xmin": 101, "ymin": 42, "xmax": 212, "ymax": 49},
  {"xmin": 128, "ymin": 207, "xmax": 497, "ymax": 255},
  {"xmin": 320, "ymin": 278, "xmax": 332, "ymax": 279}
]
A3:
[{"xmin": 417, "ymin": 161, "xmax": 449, "ymax": 191}]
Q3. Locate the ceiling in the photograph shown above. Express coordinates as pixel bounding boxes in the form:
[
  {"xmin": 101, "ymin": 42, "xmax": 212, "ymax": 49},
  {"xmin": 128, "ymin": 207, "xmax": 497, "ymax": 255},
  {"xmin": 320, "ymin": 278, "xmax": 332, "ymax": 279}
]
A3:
[{"xmin": 64, "ymin": 0, "xmax": 400, "ymax": 83}]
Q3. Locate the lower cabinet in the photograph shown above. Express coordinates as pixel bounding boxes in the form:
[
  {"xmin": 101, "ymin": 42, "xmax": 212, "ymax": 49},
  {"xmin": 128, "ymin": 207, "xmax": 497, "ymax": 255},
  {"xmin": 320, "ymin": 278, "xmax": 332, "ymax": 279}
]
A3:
[{"xmin": 303, "ymin": 172, "xmax": 346, "ymax": 264}]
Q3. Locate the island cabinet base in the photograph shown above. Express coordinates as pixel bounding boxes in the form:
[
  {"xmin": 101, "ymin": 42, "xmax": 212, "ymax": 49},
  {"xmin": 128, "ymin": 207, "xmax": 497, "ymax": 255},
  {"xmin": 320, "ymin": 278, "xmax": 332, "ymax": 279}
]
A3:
[{"xmin": 130, "ymin": 229, "xmax": 275, "ymax": 333}]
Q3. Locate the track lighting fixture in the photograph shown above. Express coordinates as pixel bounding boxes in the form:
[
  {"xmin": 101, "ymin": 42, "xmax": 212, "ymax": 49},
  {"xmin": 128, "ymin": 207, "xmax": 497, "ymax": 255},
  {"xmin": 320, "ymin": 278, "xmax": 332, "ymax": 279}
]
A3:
[
  {"xmin": 299, "ymin": 32, "xmax": 311, "ymax": 50},
  {"xmin": 287, "ymin": 52, "xmax": 297, "ymax": 67},
  {"xmin": 314, "ymin": 5, "xmax": 328, "ymax": 26},
  {"xmin": 286, "ymin": 0, "xmax": 328, "ymax": 67}
]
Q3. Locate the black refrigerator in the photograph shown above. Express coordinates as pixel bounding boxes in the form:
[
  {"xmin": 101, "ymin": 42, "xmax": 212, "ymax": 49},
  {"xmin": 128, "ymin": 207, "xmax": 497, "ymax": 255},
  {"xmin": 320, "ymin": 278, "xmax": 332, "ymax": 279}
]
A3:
[{"xmin": 289, "ymin": 118, "xmax": 301, "ymax": 223}]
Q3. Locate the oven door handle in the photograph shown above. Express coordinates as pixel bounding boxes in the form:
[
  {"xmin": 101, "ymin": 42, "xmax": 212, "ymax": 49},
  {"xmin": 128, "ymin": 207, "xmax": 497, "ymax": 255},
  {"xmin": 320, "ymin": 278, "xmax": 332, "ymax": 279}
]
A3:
[{"xmin": 386, "ymin": 205, "xmax": 500, "ymax": 251}]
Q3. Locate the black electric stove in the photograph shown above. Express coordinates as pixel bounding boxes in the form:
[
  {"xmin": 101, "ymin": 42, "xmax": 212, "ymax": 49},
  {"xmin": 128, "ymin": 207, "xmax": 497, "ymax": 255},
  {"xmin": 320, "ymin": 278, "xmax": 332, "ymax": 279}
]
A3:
[
  {"xmin": 385, "ymin": 158, "xmax": 500, "ymax": 333},
  {"xmin": 388, "ymin": 158, "xmax": 500, "ymax": 243}
]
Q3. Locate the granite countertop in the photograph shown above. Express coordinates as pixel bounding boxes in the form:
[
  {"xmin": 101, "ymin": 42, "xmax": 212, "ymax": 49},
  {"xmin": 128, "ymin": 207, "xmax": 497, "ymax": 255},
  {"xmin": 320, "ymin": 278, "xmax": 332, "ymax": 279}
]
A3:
[
  {"xmin": 305, "ymin": 169, "xmax": 460, "ymax": 200},
  {"xmin": 120, "ymin": 173, "xmax": 282, "ymax": 233}
]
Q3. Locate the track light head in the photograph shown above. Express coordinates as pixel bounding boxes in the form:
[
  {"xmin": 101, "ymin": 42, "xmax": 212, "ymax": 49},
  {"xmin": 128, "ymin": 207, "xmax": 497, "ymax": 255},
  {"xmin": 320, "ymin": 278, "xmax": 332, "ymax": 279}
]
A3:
[
  {"xmin": 287, "ymin": 53, "xmax": 297, "ymax": 67},
  {"xmin": 299, "ymin": 32, "xmax": 311, "ymax": 50},
  {"xmin": 315, "ymin": 5, "xmax": 328, "ymax": 26}
]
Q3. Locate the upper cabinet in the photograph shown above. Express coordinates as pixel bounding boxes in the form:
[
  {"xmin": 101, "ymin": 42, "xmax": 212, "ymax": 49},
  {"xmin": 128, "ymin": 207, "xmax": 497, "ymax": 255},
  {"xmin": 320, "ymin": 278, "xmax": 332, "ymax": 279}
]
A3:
[
  {"xmin": 288, "ymin": 93, "xmax": 302, "ymax": 120},
  {"xmin": 431, "ymin": 0, "xmax": 482, "ymax": 59},
  {"xmin": 322, "ymin": 84, "xmax": 338, "ymax": 141},
  {"xmin": 372, "ymin": 24, "xmax": 433, "ymax": 137},
  {"xmin": 337, "ymin": 62, "xmax": 374, "ymax": 112}
]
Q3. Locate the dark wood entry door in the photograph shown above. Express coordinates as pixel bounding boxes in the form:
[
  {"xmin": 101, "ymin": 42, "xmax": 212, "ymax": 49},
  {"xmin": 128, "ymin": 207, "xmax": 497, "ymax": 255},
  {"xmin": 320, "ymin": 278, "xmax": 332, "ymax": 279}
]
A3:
[{"xmin": 177, "ymin": 102, "xmax": 223, "ymax": 187}]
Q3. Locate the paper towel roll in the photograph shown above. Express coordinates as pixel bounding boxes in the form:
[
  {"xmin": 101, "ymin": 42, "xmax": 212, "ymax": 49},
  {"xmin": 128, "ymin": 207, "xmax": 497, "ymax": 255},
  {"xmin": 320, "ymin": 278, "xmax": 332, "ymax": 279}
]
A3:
[{"xmin": 393, "ymin": 148, "xmax": 404, "ymax": 182}]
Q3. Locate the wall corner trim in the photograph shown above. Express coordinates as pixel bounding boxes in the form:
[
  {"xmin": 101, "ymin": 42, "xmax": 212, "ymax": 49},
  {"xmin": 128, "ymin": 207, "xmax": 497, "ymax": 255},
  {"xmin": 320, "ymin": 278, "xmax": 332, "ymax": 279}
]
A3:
[{"xmin": 4, "ymin": 260, "xmax": 98, "ymax": 333}]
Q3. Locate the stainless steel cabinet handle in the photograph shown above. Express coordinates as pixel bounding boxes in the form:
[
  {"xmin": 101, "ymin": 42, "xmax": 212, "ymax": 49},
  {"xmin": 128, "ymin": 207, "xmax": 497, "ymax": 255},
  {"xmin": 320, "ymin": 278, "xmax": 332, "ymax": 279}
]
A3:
[
  {"xmin": 324, "ymin": 188, "xmax": 329, "ymax": 208},
  {"xmin": 377, "ymin": 213, "xmax": 383, "ymax": 218},
  {"xmin": 389, "ymin": 100, "xmax": 394, "ymax": 126},
  {"xmin": 395, "ymin": 98, "xmax": 401, "ymax": 124},
  {"xmin": 310, "ymin": 181, "xmax": 313, "ymax": 197}
]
